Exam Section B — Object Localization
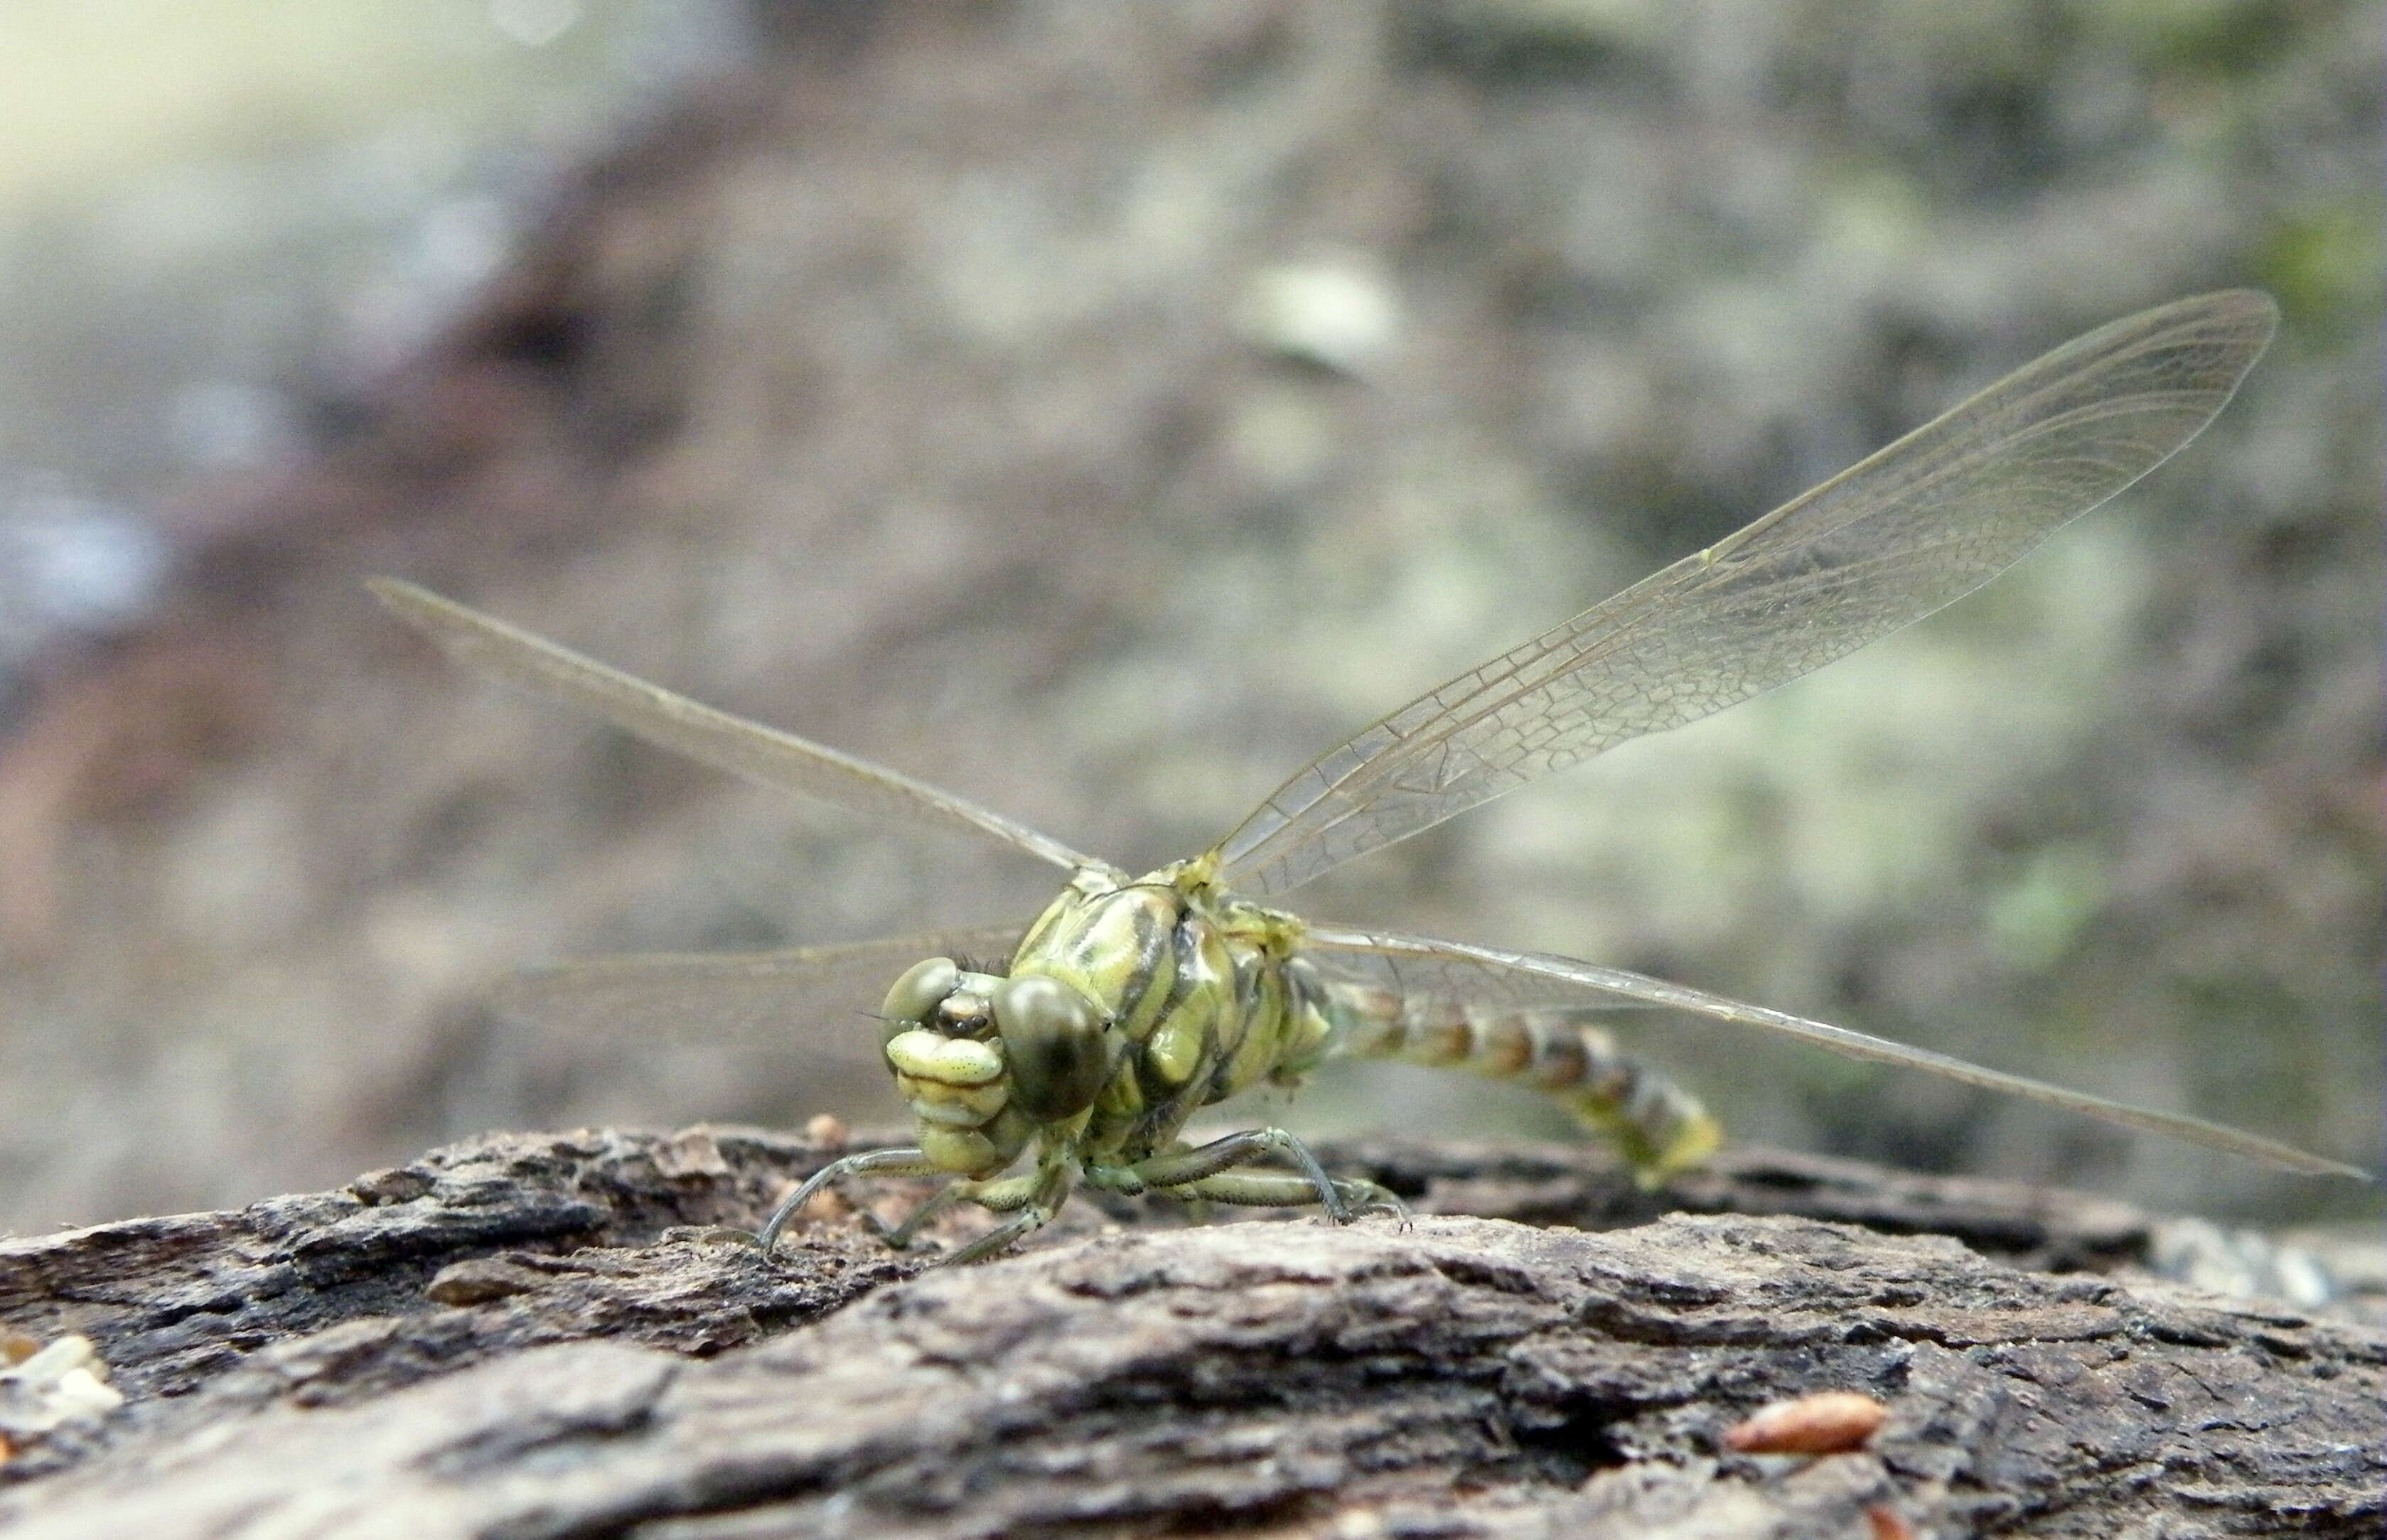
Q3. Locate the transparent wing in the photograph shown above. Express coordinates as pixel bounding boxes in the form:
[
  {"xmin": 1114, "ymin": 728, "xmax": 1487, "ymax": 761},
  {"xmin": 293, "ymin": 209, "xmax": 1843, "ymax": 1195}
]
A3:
[
  {"xmin": 1304, "ymin": 922, "xmax": 2368, "ymax": 1178},
  {"xmin": 1302, "ymin": 941, "xmax": 1661, "ymax": 1015},
  {"xmin": 486, "ymin": 926, "xmax": 1026, "ymax": 1126},
  {"xmin": 372, "ymin": 578, "xmax": 1098, "ymax": 873},
  {"xmin": 1221, "ymin": 292, "xmax": 2278, "ymax": 895},
  {"xmin": 488, "ymin": 925, "xmax": 1029, "ymax": 1048}
]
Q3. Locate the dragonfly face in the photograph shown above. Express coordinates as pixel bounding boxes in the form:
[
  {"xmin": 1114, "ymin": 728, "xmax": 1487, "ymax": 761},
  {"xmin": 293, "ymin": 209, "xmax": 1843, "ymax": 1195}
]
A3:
[
  {"xmin": 370, "ymin": 291, "xmax": 2365, "ymax": 1266},
  {"xmin": 876, "ymin": 957, "xmax": 1040, "ymax": 1178},
  {"xmin": 877, "ymin": 940, "xmax": 1131, "ymax": 1177}
]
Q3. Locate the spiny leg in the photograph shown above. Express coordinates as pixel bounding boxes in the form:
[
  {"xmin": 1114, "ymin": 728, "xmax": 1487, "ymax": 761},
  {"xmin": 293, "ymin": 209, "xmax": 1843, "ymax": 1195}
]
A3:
[
  {"xmin": 1163, "ymin": 1168, "xmax": 1410, "ymax": 1223},
  {"xmin": 1086, "ymin": 1126, "xmax": 1372, "ymax": 1224},
  {"xmin": 940, "ymin": 1206, "xmax": 1054, "ymax": 1266},
  {"xmin": 756, "ymin": 1146, "xmax": 943, "ymax": 1251},
  {"xmin": 865, "ymin": 1181, "xmax": 966, "ymax": 1250},
  {"xmin": 876, "ymin": 1172, "xmax": 1039, "ymax": 1250},
  {"xmin": 934, "ymin": 1168, "xmax": 1073, "ymax": 1266}
]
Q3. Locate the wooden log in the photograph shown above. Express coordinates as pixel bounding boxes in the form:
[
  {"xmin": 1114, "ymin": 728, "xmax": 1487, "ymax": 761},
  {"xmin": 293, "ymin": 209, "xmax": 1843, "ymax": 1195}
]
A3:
[{"xmin": 1, "ymin": 1126, "xmax": 2378, "ymax": 1537}]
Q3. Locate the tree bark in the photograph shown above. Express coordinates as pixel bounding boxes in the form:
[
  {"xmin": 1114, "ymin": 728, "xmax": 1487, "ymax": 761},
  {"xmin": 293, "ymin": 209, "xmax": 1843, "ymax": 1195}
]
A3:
[{"xmin": 1, "ymin": 1127, "xmax": 2378, "ymax": 1537}]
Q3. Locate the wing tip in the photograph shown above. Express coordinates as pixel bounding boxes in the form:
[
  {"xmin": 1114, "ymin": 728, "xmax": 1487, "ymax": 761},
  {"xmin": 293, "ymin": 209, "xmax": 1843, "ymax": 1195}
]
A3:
[
  {"xmin": 367, "ymin": 575, "xmax": 451, "ymax": 630},
  {"xmin": 2169, "ymin": 287, "xmax": 2280, "ymax": 352},
  {"xmin": 2206, "ymin": 285, "xmax": 2279, "ymax": 319}
]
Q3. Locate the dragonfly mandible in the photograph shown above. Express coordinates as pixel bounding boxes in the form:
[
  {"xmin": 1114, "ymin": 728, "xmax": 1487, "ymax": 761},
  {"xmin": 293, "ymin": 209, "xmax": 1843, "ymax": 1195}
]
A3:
[{"xmin": 372, "ymin": 290, "xmax": 2366, "ymax": 1265}]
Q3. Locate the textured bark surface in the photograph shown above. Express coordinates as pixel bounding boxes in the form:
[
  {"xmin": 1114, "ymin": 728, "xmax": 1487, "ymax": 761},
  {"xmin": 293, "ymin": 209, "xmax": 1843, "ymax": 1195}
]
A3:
[{"xmin": 1, "ymin": 1128, "xmax": 2378, "ymax": 1538}]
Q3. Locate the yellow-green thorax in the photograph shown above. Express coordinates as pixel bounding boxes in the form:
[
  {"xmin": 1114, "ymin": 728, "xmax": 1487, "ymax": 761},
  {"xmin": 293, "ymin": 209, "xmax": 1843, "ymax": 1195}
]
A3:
[{"xmin": 876, "ymin": 853, "xmax": 1335, "ymax": 1180}]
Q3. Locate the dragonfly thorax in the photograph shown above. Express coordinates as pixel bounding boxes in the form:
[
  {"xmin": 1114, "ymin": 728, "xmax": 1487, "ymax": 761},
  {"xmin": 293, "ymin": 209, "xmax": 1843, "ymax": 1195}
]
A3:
[{"xmin": 876, "ymin": 858, "xmax": 1336, "ymax": 1180}]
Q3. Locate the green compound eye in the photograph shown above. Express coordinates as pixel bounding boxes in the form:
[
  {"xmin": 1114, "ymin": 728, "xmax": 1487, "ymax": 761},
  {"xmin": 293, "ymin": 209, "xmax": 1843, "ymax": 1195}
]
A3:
[
  {"xmin": 992, "ymin": 974, "xmax": 1116, "ymax": 1120},
  {"xmin": 881, "ymin": 957, "xmax": 960, "ymax": 1037}
]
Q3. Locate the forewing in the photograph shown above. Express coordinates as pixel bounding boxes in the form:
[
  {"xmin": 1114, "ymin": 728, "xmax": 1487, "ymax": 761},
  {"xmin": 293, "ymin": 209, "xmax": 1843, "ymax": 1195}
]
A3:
[
  {"xmin": 488, "ymin": 925, "xmax": 1029, "ymax": 1046},
  {"xmin": 372, "ymin": 578, "xmax": 1098, "ymax": 872},
  {"xmin": 484, "ymin": 925, "xmax": 1026, "ymax": 1126},
  {"xmin": 1221, "ymin": 292, "xmax": 2278, "ymax": 895},
  {"xmin": 1303, "ymin": 923, "xmax": 2367, "ymax": 1178}
]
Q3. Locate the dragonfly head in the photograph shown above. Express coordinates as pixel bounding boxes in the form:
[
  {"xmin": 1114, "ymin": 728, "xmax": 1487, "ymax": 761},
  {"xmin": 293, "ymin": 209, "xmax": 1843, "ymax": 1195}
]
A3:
[{"xmin": 877, "ymin": 956, "xmax": 1117, "ymax": 1170}]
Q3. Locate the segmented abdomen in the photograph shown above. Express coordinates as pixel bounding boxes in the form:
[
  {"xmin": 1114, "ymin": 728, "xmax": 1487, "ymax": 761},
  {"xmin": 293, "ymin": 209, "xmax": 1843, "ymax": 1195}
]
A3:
[{"xmin": 1311, "ymin": 976, "xmax": 1720, "ymax": 1182}]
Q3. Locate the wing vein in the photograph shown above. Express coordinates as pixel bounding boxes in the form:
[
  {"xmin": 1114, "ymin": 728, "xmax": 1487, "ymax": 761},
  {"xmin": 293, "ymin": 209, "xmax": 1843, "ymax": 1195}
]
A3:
[
  {"xmin": 1304, "ymin": 924, "xmax": 2367, "ymax": 1178},
  {"xmin": 372, "ymin": 579, "xmax": 1099, "ymax": 873},
  {"xmin": 1218, "ymin": 293, "xmax": 2278, "ymax": 896}
]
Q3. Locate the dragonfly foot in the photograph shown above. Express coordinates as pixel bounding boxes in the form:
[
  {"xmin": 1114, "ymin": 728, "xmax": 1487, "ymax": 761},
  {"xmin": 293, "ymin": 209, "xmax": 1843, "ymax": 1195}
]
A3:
[{"xmin": 1336, "ymin": 1180, "xmax": 1410, "ymax": 1229}]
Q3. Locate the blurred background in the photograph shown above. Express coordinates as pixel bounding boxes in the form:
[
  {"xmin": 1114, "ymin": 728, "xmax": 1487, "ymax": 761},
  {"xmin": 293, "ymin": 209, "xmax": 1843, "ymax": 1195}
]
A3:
[{"xmin": 0, "ymin": 0, "xmax": 2376, "ymax": 1236}]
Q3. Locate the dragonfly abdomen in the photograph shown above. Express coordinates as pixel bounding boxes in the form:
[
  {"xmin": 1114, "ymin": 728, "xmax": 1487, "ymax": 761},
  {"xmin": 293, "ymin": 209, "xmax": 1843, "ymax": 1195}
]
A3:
[{"xmin": 1319, "ymin": 982, "xmax": 1719, "ymax": 1183}]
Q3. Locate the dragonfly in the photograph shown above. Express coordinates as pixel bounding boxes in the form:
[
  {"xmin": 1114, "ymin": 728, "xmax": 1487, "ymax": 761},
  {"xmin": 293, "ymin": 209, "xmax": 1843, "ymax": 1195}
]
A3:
[{"xmin": 373, "ymin": 290, "xmax": 2366, "ymax": 1266}]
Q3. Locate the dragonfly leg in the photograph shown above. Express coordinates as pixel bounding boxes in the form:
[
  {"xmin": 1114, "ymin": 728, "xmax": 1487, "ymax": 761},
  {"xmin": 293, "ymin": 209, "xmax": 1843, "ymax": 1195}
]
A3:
[
  {"xmin": 1162, "ymin": 1169, "xmax": 1410, "ymax": 1224},
  {"xmin": 867, "ymin": 1181, "xmax": 965, "ymax": 1249},
  {"xmin": 755, "ymin": 1146, "xmax": 942, "ymax": 1252},
  {"xmin": 939, "ymin": 1205, "xmax": 1053, "ymax": 1266},
  {"xmin": 929, "ymin": 1167, "xmax": 1072, "ymax": 1266},
  {"xmin": 958, "ymin": 1173, "xmax": 1044, "ymax": 1212},
  {"xmin": 1340, "ymin": 1179, "xmax": 1408, "ymax": 1222},
  {"xmin": 869, "ymin": 1170, "xmax": 1048, "ymax": 1250},
  {"xmin": 1095, "ymin": 1127, "xmax": 1363, "ymax": 1224}
]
